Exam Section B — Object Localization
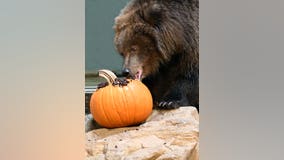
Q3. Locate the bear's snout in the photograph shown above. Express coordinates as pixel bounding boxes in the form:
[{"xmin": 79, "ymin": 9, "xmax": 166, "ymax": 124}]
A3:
[{"xmin": 122, "ymin": 68, "xmax": 130, "ymax": 77}]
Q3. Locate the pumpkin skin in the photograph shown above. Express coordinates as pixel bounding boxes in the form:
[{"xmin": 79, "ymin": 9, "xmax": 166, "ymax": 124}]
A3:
[{"xmin": 89, "ymin": 70, "xmax": 153, "ymax": 128}]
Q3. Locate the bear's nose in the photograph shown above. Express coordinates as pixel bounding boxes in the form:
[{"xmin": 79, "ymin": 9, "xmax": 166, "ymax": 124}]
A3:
[{"xmin": 122, "ymin": 68, "xmax": 130, "ymax": 77}]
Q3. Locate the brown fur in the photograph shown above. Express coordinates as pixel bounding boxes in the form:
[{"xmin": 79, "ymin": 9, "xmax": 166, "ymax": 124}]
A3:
[{"xmin": 114, "ymin": 0, "xmax": 199, "ymax": 109}]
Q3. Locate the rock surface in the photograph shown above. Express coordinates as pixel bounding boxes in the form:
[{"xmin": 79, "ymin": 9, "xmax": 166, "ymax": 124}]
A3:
[{"xmin": 85, "ymin": 107, "xmax": 199, "ymax": 160}]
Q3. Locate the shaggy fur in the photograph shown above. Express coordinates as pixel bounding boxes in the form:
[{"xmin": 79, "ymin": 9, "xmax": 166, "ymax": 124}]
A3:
[{"xmin": 114, "ymin": 0, "xmax": 199, "ymax": 110}]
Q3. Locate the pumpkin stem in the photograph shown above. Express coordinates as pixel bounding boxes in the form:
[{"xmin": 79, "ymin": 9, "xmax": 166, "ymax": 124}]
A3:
[{"xmin": 98, "ymin": 69, "xmax": 118, "ymax": 85}]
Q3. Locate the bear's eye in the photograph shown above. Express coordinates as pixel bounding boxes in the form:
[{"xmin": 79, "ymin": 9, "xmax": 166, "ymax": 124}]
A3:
[
  {"xmin": 119, "ymin": 52, "xmax": 124, "ymax": 56},
  {"xmin": 130, "ymin": 46, "xmax": 138, "ymax": 52}
]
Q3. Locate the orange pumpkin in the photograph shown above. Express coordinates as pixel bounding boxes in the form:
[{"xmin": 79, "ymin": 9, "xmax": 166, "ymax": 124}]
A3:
[{"xmin": 90, "ymin": 69, "xmax": 153, "ymax": 128}]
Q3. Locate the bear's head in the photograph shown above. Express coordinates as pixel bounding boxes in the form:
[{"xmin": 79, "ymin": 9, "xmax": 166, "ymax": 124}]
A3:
[{"xmin": 113, "ymin": 2, "xmax": 192, "ymax": 79}]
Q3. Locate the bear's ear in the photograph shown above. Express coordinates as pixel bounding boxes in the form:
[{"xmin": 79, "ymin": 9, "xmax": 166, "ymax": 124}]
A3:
[{"xmin": 142, "ymin": 4, "xmax": 163, "ymax": 26}]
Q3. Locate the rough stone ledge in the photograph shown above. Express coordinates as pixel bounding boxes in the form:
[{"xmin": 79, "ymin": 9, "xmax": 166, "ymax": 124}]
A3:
[{"xmin": 86, "ymin": 107, "xmax": 199, "ymax": 160}]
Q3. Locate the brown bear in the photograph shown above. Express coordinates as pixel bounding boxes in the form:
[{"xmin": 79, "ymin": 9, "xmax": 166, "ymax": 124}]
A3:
[{"xmin": 113, "ymin": 0, "xmax": 199, "ymax": 110}]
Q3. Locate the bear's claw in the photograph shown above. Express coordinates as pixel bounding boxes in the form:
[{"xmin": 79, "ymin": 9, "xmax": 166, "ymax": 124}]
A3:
[{"xmin": 156, "ymin": 101, "xmax": 180, "ymax": 109}]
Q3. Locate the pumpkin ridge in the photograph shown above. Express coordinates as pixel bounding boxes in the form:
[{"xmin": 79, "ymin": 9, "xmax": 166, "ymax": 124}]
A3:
[
  {"xmin": 136, "ymin": 81, "xmax": 149, "ymax": 122},
  {"xmin": 139, "ymin": 81, "xmax": 147, "ymax": 121},
  {"xmin": 141, "ymin": 82, "xmax": 148, "ymax": 119},
  {"xmin": 99, "ymin": 87, "xmax": 112, "ymax": 127},
  {"xmin": 120, "ymin": 85, "xmax": 130, "ymax": 125},
  {"xmin": 137, "ymin": 81, "xmax": 147, "ymax": 121},
  {"xmin": 128, "ymin": 83, "xmax": 138, "ymax": 124},
  {"xmin": 110, "ymin": 85, "xmax": 124, "ymax": 126}
]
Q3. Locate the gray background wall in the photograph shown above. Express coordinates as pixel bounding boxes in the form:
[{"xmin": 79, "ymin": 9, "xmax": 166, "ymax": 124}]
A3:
[{"xmin": 86, "ymin": 0, "xmax": 130, "ymax": 74}]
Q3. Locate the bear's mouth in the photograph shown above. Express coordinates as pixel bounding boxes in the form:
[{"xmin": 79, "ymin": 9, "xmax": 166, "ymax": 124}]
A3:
[{"xmin": 134, "ymin": 69, "xmax": 143, "ymax": 80}]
